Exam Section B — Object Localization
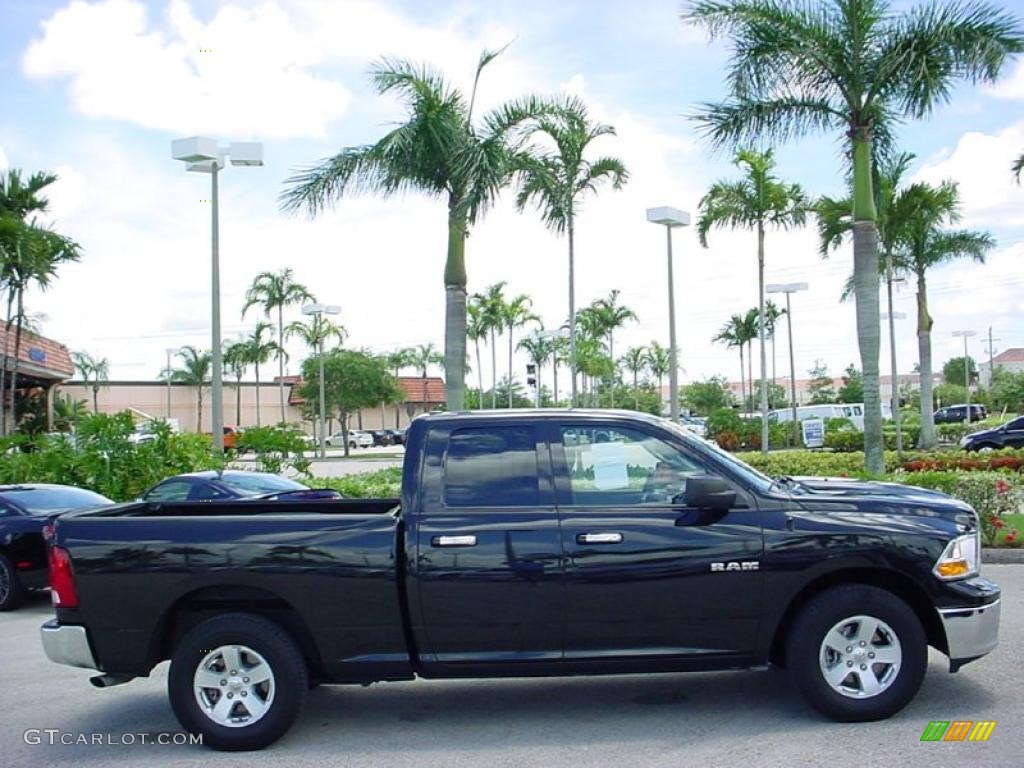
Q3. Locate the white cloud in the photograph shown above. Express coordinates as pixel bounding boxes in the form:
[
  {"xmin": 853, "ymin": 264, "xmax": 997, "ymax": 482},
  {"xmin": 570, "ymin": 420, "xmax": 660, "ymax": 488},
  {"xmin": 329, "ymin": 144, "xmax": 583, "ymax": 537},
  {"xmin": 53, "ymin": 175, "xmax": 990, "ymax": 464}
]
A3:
[
  {"xmin": 914, "ymin": 122, "xmax": 1024, "ymax": 227},
  {"xmin": 22, "ymin": 0, "xmax": 351, "ymax": 138},
  {"xmin": 987, "ymin": 59, "xmax": 1024, "ymax": 101}
]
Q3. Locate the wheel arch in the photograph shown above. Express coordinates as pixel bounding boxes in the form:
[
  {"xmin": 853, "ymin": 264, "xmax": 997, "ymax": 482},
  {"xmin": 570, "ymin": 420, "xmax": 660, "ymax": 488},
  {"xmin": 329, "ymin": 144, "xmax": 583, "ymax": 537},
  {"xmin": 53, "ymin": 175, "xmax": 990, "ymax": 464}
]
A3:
[{"xmin": 767, "ymin": 568, "xmax": 946, "ymax": 666}]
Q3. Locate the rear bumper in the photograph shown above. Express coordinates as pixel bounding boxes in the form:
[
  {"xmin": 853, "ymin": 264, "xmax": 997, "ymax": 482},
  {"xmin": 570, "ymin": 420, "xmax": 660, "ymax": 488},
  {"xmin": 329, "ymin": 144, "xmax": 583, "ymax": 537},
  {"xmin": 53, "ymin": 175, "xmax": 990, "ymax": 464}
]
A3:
[
  {"xmin": 40, "ymin": 620, "xmax": 100, "ymax": 671},
  {"xmin": 938, "ymin": 599, "xmax": 1000, "ymax": 670}
]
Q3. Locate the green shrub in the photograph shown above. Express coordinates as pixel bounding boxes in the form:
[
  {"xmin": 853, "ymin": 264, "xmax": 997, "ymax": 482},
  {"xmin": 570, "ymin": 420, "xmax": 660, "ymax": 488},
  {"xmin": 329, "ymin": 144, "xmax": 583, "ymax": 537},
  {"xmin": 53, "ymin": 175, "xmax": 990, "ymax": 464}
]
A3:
[
  {"xmin": 949, "ymin": 473, "xmax": 1023, "ymax": 546},
  {"xmin": 235, "ymin": 425, "xmax": 311, "ymax": 476},
  {"xmin": 320, "ymin": 467, "xmax": 402, "ymax": 498}
]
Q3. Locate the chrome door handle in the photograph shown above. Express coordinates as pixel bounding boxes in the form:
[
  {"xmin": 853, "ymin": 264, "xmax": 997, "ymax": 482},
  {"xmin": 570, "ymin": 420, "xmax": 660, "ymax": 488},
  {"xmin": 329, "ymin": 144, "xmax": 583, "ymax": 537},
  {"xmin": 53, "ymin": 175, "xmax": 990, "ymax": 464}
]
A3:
[
  {"xmin": 432, "ymin": 535, "xmax": 477, "ymax": 548},
  {"xmin": 577, "ymin": 532, "xmax": 623, "ymax": 545}
]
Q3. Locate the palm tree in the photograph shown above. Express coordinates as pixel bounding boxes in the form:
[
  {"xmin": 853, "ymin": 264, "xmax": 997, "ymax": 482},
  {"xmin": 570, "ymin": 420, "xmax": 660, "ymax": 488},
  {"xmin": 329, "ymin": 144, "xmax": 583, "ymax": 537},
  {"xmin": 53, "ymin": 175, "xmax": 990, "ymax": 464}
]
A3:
[
  {"xmin": 698, "ymin": 148, "xmax": 807, "ymax": 450},
  {"xmin": 243, "ymin": 321, "xmax": 279, "ymax": 428},
  {"xmin": 384, "ymin": 348, "xmax": 415, "ymax": 427},
  {"xmin": 71, "ymin": 351, "xmax": 109, "ymax": 414},
  {"xmin": 51, "ymin": 392, "xmax": 87, "ymax": 433},
  {"xmin": 620, "ymin": 346, "xmax": 648, "ymax": 410},
  {"xmin": 223, "ymin": 341, "xmax": 249, "ymax": 426},
  {"xmin": 517, "ymin": 334, "xmax": 553, "ymax": 406},
  {"xmin": 898, "ymin": 182, "xmax": 994, "ymax": 447},
  {"xmin": 286, "ymin": 313, "xmax": 346, "ymax": 353},
  {"xmin": 550, "ymin": 335, "xmax": 570, "ymax": 406},
  {"xmin": 684, "ymin": 0, "xmax": 1024, "ymax": 472},
  {"xmin": 500, "ymin": 294, "xmax": 539, "ymax": 407},
  {"xmin": 645, "ymin": 342, "xmax": 671, "ymax": 406},
  {"xmin": 466, "ymin": 298, "xmax": 488, "ymax": 408},
  {"xmin": 762, "ymin": 300, "xmax": 785, "ymax": 388},
  {"xmin": 172, "ymin": 346, "xmax": 212, "ymax": 432},
  {"xmin": 515, "ymin": 98, "xmax": 629, "ymax": 406},
  {"xmin": 282, "ymin": 51, "xmax": 560, "ymax": 413},
  {"xmin": 242, "ymin": 269, "xmax": 315, "ymax": 424},
  {"xmin": 1013, "ymin": 153, "xmax": 1024, "ymax": 182},
  {"xmin": 471, "ymin": 282, "xmax": 507, "ymax": 408},
  {"xmin": 588, "ymin": 290, "xmax": 637, "ymax": 407},
  {"xmin": 409, "ymin": 343, "xmax": 443, "ymax": 410},
  {"xmin": 713, "ymin": 317, "xmax": 746, "ymax": 411}
]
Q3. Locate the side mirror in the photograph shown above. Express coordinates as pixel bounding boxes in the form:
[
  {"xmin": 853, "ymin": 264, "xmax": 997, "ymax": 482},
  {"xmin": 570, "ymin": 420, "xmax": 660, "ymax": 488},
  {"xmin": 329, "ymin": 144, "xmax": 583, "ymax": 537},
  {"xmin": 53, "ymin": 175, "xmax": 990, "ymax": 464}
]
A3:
[{"xmin": 684, "ymin": 475, "xmax": 737, "ymax": 511}]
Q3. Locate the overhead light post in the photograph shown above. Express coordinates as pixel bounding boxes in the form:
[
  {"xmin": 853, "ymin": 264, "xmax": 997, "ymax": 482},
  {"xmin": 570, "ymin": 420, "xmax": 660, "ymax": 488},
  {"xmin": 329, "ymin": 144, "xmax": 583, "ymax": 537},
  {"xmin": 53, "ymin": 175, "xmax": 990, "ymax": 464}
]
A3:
[
  {"xmin": 767, "ymin": 282, "xmax": 808, "ymax": 445},
  {"xmin": 302, "ymin": 303, "xmax": 341, "ymax": 458},
  {"xmin": 172, "ymin": 137, "xmax": 263, "ymax": 451},
  {"xmin": 646, "ymin": 207, "xmax": 690, "ymax": 422},
  {"xmin": 952, "ymin": 330, "xmax": 977, "ymax": 426},
  {"xmin": 881, "ymin": 311, "xmax": 907, "ymax": 453}
]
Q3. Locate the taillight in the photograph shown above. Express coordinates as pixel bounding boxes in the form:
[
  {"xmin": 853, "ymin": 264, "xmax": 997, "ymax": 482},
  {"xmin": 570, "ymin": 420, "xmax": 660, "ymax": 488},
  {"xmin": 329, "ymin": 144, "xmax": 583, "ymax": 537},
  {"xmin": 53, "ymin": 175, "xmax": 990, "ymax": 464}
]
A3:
[
  {"xmin": 49, "ymin": 546, "xmax": 79, "ymax": 608},
  {"xmin": 42, "ymin": 522, "xmax": 55, "ymax": 544}
]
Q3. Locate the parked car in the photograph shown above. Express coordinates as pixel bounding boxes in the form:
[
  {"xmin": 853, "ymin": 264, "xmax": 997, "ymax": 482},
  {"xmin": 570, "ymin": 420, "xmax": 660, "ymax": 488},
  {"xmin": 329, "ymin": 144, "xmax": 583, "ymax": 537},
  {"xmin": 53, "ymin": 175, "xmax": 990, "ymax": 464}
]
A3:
[
  {"xmin": 42, "ymin": 409, "xmax": 999, "ymax": 750},
  {"xmin": 369, "ymin": 429, "xmax": 394, "ymax": 446},
  {"xmin": 385, "ymin": 428, "xmax": 406, "ymax": 445},
  {"xmin": 0, "ymin": 484, "xmax": 113, "ymax": 610},
  {"xmin": 139, "ymin": 471, "xmax": 340, "ymax": 502},
  {"xmin": 771, "ymin": 403, "xmax": 893, "ymax": 431},
  {"xmin": 677, "ymin": 415, "xmax": 707, "ymax": 438},
  {"xmin": 325, "ymin": 430, "xmax": 374, "ymax": 449},
  {"xmin": 961, "ymin": 416, "xmax": 1024, "ymax": 451},
  {"xmin": 934, "ymin": 404, "xmax": 987, "ymax": 424}
]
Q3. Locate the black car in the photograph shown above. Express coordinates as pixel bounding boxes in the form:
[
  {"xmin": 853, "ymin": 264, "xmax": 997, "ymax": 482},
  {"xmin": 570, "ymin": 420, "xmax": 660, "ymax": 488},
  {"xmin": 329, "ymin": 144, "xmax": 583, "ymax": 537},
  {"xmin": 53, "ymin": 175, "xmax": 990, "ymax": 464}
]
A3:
[
  {"xmin": 934, "ymin": 404, "xmax": 987, "ymax": 424},
  {"xmin": 961, "ymin": 416, "xmax": 1024, "ymax": 451},
  {"xmin": 0, "ymin": 484, "xmax": 113, "ymax": 610},
  {"xmin": 369, "ymin": 430, "xmax": 394, "ymax": 446},
  {"xmin": 140, "ymin": 471, "xmax": 340, "ymax": 502},
  {"xmin": 385, "ymin": 428, "xmax": 406, "ymax": 445}
]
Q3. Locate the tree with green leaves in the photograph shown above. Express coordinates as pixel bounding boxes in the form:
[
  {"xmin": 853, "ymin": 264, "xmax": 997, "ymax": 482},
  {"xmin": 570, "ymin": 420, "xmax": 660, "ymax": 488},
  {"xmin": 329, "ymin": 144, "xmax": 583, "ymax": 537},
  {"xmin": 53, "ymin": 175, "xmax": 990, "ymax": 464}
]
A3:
[
  {"xmin": 808, "ymin": 360, "xmax": 837, "ymax": 405},
  {"xmin": 242, "ymin": 268, "xmax": 315, "ymax": 424},
  {"xmin": 51, "ymin": 391, "xmax": 87, "ymax": 433},
  {"xmin": 587, "ymin": 290, "xmax": 637, "ymax": 407},
  {"xmin": 682, "ymin": 376, "xmax": 735, "ymax": 416},
  {"xmin": 243, "ymin": 321, "xmax": 280, "ymax": 428},
  {"xmin": 684, "ymin": 0, "xmax": 1024, "ymax": 472},
  {"xmin": 762, "ymin": 299, "xmax": 785, "ymax": 387},
  {"xmin": 500, "ymin": 293, "xmax": 539, "ymax": 407},
  {"xmin": 943, "ymin": 356, "xmax": 978, "ymax": 387},
  {"xmin": 466, "ymin": 298, "xmax": 489, "ymax": 408},
  {"xmin": 409, "ymin": 343, "xmax": 444, "ymax": 409},
  {"xmin": 172, "ymin": 346, "xmax": 212, "ymax": 432},
  {"xmin": 515, "ymin": 98, "xmax": 628, "ymax": 405},
  {"xmin": 619, "ymin": 346, "xmax": 648, "ymax": 410},
  {"xmin": 471, "ymin": 282, "xmax": 507, "ymax": 408},
  {"xmin": 838, "ymin": 364, "xmax": 865, "ymax": 404},
  {"xmin": 518, "ymin": 334, "xmax": 554, "ymax": 406},
  {"xmin": 282, "ymin": 50, "xmax": 561, "ymax": 412},
  {"xmin": 698, "ymin": 148, "xmax": 807, "ymax": 449},
  {"xmin": 71, "ymin": 351, "xmax": 109, "ymax": 414},
  {"xmin": 646, "ymin": 342, "xmax": 671, "ymax": 403},
  {"xmin": 223, "ymin": 341, "xmax": 250, "ymax": 426}
]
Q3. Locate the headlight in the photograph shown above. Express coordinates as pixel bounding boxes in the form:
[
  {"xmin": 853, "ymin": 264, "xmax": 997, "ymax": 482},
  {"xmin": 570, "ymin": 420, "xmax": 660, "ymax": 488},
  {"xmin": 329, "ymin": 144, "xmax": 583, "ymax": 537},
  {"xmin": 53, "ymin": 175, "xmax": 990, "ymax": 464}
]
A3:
[
  {"xmin": 959, "ymin": 436, "xmax": 970, "ymax": 447},
  {"xmin": 933, "ymin": 533, "xmax": 980, "ymax": 580}
]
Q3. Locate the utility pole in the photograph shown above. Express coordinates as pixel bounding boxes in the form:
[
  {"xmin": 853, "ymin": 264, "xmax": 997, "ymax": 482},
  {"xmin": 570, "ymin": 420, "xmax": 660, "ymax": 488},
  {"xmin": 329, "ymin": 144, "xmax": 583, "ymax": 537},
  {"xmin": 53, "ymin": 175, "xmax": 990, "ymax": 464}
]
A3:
[{"xmin": 983, "ymin": 326, "xmax": 1000, "ymax": 386}]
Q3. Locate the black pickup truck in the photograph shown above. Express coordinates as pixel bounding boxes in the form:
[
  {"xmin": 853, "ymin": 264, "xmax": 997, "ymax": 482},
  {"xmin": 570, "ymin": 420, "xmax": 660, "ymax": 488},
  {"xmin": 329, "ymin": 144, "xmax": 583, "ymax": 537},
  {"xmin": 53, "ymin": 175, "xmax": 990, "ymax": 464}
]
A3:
[{"xmin": 41, "ymin": 410, "xmax": 1000, "ymax": 751}]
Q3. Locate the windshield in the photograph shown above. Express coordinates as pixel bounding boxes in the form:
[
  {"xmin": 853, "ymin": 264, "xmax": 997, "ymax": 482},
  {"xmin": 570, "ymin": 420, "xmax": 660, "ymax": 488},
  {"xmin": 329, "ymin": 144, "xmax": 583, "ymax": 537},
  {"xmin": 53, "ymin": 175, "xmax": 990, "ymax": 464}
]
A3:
[
  {"xmin": 4, "ymin": 486, "xmax": 112, "ymax": 514},
  {"xmin": 218, "ymin": 474, "xmax": 307, "ymax": 496},
  {"xmin": 661, "ymin": 419, "xmax": 775, "ymax": 493}
]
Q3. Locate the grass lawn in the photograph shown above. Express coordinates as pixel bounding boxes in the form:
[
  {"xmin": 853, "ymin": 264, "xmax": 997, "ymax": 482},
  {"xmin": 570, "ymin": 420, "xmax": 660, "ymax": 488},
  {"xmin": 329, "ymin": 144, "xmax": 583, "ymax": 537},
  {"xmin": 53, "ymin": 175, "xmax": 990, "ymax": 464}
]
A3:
[{"xmin": 1001, "ymin": 513, "xmax": 1023, "ymax": 539}]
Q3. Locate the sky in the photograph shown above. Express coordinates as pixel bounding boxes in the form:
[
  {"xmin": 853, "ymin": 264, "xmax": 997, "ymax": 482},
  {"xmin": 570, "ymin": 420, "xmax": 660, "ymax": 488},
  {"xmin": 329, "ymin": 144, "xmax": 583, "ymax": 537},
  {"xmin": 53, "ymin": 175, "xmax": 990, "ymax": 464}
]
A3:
[{"xmin": 1, "ymin": 0, "xmax": 1023, "ymax": 392}]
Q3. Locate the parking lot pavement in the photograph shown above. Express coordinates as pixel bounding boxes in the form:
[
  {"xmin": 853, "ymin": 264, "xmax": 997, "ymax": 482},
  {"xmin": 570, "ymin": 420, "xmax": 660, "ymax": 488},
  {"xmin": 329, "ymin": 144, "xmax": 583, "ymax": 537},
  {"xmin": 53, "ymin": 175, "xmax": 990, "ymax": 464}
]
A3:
[{"xmin": 3, "ymin": 566, "xmax": 1020, "ymax": 768}]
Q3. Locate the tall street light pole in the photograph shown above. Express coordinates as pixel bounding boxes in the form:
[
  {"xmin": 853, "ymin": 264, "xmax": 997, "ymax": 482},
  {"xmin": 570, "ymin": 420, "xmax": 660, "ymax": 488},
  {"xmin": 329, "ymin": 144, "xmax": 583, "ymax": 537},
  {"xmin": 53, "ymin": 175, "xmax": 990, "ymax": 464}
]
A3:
[
  {"xmin": 952, "ymin": 330, "xmax": 976, "ymax": 427},
  {"xmin": 881, "ymin": 311, "xmax": 906, "ymax": 454},
  {"xmin": 172, "ymin": 138, "xmax": 263, "ymax": 451},
  {"xmin": 302, "ymin": 303, "xmax": 341, "ymax": 459},
  {"xmin": 767, "ymin": 282, "xmax": 808, "ymax": 445},
  {"xmin": 646, "ymin": 207, "xmax": 690, "ymax": 422}
]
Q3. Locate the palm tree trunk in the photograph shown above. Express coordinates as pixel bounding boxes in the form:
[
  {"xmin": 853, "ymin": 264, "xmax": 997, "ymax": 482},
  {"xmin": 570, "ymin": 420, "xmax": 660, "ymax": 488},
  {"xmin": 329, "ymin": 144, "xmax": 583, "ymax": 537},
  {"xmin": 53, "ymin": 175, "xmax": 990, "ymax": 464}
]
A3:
[
  {"xmin": 738, "ymin": 347, "xmax": 745, "ymax": 411},
  {"xmin": 552, "ymin": 359, "xmax": 559, "ymax": 406},
  {"xmin": 758, "ymin": 221, "xmax": 769, "ymax": 453},
  {"xmin": 608, "ymin": 332, "xmax": 615, "ymax": 408},
  {"xmin": 236, "ymin": 375, "xmax": 242, "ymax": 425},
  {"xmin": 746, "ymin": 341, "xmax": 753, "ymax": 414},
  {"xmin": 254, "ymin": 363, "xmax": 262, "ymax": 427},
  {"xmin": 851, "ymin": 133, "xmax": 884, "ymax": 474},
  {"xmin": 507, "ymin": 330, "xmax": 514, "ymax": 408},
  {"xmin": 568, "ymin": 215, "xmax": 578, "ymax": 407},
  {"xmin": 0, "ymin": 292, "xmax": 12, "ymax": 435},
  {"xmin": 634, "ymin": 369, "xmax": 639, "ymax": 410},
  {"xmin": 444, "ymin": 206, "xmax": 467, "ymax": 411},
  {"xmin": 8, "ymin": 288, "xmax": 26, "ymax": 431},
  {"xmin": 474, "ymin": 338, "xmax": 483, "ymax": 409},
  {"xmin": 916, "ymin": 271, "xmax": 937, "ymax": 449},
  {"xmin": 394, "ymin": 368, "xmax": 402, "ymax": 429},
  {"xmin": 277, "ymin": 306, "xmax": 286, "ymax": 424},
  {"xmin": 197, "ymin": 386, "xmax": 203, "ymax": 434},
  {"xmin": 92, "ymin": 385, "xmax": 99, "ymax": 414},
  {"xmin": 490, "ymin": 327, "xmax": 497, "ymax": 409}
]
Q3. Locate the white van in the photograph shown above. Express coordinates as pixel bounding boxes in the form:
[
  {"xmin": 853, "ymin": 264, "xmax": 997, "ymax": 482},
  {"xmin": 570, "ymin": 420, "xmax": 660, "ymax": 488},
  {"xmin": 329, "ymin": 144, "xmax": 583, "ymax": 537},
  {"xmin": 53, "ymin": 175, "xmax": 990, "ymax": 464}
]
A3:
[{"xmin": 771, "ymin": 403, "xmax": 892, "ymax": 432}]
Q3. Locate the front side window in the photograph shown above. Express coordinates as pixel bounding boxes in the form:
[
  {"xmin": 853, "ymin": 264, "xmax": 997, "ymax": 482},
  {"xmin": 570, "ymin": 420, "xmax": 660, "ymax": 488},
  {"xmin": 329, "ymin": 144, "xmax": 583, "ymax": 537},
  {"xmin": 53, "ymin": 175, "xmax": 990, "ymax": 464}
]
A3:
[
  {"xmin": 144, "ymin": 481, "xmax": 191, "ymax": 501},
  {"xmin": 444, "ymin": 426, "xmax": 539, "ymax": 507},
  {"xmin": 560, "ymin": 425, "xmax": 704, "ymax": 506}
]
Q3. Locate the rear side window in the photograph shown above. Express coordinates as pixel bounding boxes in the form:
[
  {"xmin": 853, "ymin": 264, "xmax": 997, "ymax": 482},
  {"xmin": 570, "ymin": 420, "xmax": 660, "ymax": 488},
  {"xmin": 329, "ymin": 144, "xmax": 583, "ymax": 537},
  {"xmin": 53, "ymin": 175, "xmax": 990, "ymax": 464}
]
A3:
[
  {"xmin": 444, "ymin": 427, "xmax": 539, "ymax": 507},
  {"xmin": 144, "ymin": 481, "xmax": 192, "ymax": 501}
]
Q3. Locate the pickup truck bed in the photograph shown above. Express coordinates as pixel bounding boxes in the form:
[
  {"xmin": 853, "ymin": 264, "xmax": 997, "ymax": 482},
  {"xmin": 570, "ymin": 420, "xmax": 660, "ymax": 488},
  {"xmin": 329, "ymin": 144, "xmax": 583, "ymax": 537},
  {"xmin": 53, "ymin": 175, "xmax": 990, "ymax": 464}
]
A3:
[{"xmin": 41, "ymin": 410, "xmax": 1002, "ymax": 751}]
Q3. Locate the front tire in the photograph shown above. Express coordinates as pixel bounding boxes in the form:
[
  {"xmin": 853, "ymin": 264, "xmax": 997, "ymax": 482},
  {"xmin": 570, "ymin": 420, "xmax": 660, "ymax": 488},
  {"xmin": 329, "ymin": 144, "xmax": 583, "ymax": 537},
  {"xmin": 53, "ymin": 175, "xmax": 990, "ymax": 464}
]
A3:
[
  {"xmin": 786, "ymin": 585, "xmax": 926, "ymax": 722},
  {"xmin": 0, "ymin": 554, "xmax": 25, "ymax": 611},
  {"xmin": 168, "ymin": 613, "xmax": 308, "ymax": 751}
]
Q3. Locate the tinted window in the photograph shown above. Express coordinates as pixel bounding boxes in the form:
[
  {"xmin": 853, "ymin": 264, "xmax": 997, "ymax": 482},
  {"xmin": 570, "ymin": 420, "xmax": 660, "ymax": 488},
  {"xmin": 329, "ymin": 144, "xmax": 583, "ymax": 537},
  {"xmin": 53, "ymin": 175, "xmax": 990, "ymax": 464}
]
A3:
[
  {"xmin": 189, "ymin": 482, "xmax": 233, "ymax": 501},
  {"xmin": 1007, "ymin": 418, "xmax": 1024, "ymax": 431},
  {"xmin": 444, "ymin": 427, "xmax": 539, "ymax": 507},
  {"xmin": 218, "ymin": 473, "xmax": 307, "ymax": 496},
  {"xmin": 144, "ymin": 480, "xmax": 192, "ymax": 501},
  {"xmin": 3, "ymin": 486, "xmax": 112, "ymax": 514}
]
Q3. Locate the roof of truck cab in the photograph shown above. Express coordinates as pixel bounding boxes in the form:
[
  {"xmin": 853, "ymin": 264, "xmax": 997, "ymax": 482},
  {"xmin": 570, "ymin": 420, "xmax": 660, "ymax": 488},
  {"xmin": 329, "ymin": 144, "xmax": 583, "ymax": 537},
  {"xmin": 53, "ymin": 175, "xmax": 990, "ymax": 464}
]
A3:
[{"xmin": 416, "ymin": 408, "xmax": 669, "ymax": 426}]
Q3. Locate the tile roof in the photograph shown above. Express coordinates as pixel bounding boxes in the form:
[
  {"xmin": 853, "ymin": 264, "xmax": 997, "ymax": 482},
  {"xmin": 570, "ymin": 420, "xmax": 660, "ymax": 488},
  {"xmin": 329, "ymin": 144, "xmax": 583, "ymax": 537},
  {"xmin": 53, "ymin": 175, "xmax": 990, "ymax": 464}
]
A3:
[
  {"xmin": 0, "ymin": 325, "xmax": 74, "ymax": 380},
  {"xmin": 288, "ymin": 375, "xmax": 446, "ymax": 406},
  {"xmin": 993, "ymin": 347, "xmax": 1024, "ymax": 364}
]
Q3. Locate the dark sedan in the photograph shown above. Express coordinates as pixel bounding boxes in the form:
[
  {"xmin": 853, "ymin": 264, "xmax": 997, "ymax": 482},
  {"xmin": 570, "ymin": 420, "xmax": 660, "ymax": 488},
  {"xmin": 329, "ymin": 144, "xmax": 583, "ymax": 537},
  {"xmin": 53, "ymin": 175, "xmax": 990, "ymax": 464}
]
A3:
[
  {"xmin": 0, "ymin": 484, "xmax": 113, "ymax": 610},
  {"xmin": 140, "ymin": 471, "xmax": 340, "ymax": 502},
  {"xmin": 961, "ymin": 416, "xmax": 1024, "ymax": 451}
]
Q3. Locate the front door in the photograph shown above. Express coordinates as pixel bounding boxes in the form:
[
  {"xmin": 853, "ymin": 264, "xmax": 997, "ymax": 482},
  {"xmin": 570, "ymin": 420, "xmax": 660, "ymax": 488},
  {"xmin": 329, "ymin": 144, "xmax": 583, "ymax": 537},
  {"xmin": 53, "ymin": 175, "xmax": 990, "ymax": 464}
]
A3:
[
  {"xmin": 552, "ymin": 421, "xmax": 764, "ymax": 662},
  {"xmin": 411, "ymin": 423, "xmax": 563, "ymax": 670}
]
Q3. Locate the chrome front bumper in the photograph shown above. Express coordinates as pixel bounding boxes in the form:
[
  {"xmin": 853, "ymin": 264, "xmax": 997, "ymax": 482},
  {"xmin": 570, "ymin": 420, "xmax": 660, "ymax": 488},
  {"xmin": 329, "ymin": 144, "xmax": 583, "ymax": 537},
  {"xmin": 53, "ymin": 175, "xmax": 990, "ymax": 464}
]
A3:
[
  {"xmin": 40, "ymin": 620, "xmax": 99, "ymax": 670},
  {"xmin": 938, "ymin": 599, "xmax": 1001, "ymax": 668}
]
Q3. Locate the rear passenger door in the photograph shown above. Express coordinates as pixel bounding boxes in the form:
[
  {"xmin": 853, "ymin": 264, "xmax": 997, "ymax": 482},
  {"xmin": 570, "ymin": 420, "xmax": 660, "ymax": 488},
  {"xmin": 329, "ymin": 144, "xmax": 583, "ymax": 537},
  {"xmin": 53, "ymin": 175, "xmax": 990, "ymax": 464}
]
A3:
[
  {"xmin": 1003, "ymin": 417, "xmax": 1024, "ymax": 448},
  {"xmin": 410, "ymin": 423, "xmax": 563, "ymax": 671}
]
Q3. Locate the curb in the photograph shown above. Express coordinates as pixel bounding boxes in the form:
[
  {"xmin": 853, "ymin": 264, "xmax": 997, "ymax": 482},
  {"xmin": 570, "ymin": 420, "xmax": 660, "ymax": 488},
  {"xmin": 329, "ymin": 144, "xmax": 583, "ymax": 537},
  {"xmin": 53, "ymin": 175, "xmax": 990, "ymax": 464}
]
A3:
[{"xmin": 982, "ymin": 548, "xmax": 1024, "ymax": 564}]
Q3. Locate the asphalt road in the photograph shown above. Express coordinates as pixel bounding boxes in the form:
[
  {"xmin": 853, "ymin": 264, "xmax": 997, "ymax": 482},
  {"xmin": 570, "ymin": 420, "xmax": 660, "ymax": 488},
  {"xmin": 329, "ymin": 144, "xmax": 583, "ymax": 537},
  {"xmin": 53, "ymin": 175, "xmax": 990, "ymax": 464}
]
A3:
[{"xmin": 2, "ymin": 566, "xmax": 1020, "ymax": 768}]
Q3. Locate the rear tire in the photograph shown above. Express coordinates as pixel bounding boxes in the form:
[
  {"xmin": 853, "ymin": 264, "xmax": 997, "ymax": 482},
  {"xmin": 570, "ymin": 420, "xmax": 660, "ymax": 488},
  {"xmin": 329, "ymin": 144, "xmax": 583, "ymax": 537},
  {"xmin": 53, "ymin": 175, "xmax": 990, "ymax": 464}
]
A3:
[
  {"xmin": 786, "ymin": 585, "xmax": 926, "ymax": 722},
  {"xmin": 0, "ymin": 554, "xmax": 25, "ymax": 611},
  {"xmin": 168, "ymin": 613, "xmax": 308, "ymax": 751}
]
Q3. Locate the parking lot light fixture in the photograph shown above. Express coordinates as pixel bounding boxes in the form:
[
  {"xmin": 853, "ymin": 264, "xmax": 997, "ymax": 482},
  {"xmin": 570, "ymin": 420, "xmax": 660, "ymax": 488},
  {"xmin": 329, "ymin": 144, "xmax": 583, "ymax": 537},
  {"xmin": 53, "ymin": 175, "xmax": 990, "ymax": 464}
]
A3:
[
  {"xmin": 303, "ymin": 303, "xmax": 341, "ymax": 458},
  {"xmin": 767, "ymin": 282, "xmax": 808, "ymax": 444},
  {"xmin": 172, "ymin": 137, "xmax": 263, "ymax": 452},
  {"xmin": 646, "ymin": 207, "xmax": 690, "ymax": 422}
]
